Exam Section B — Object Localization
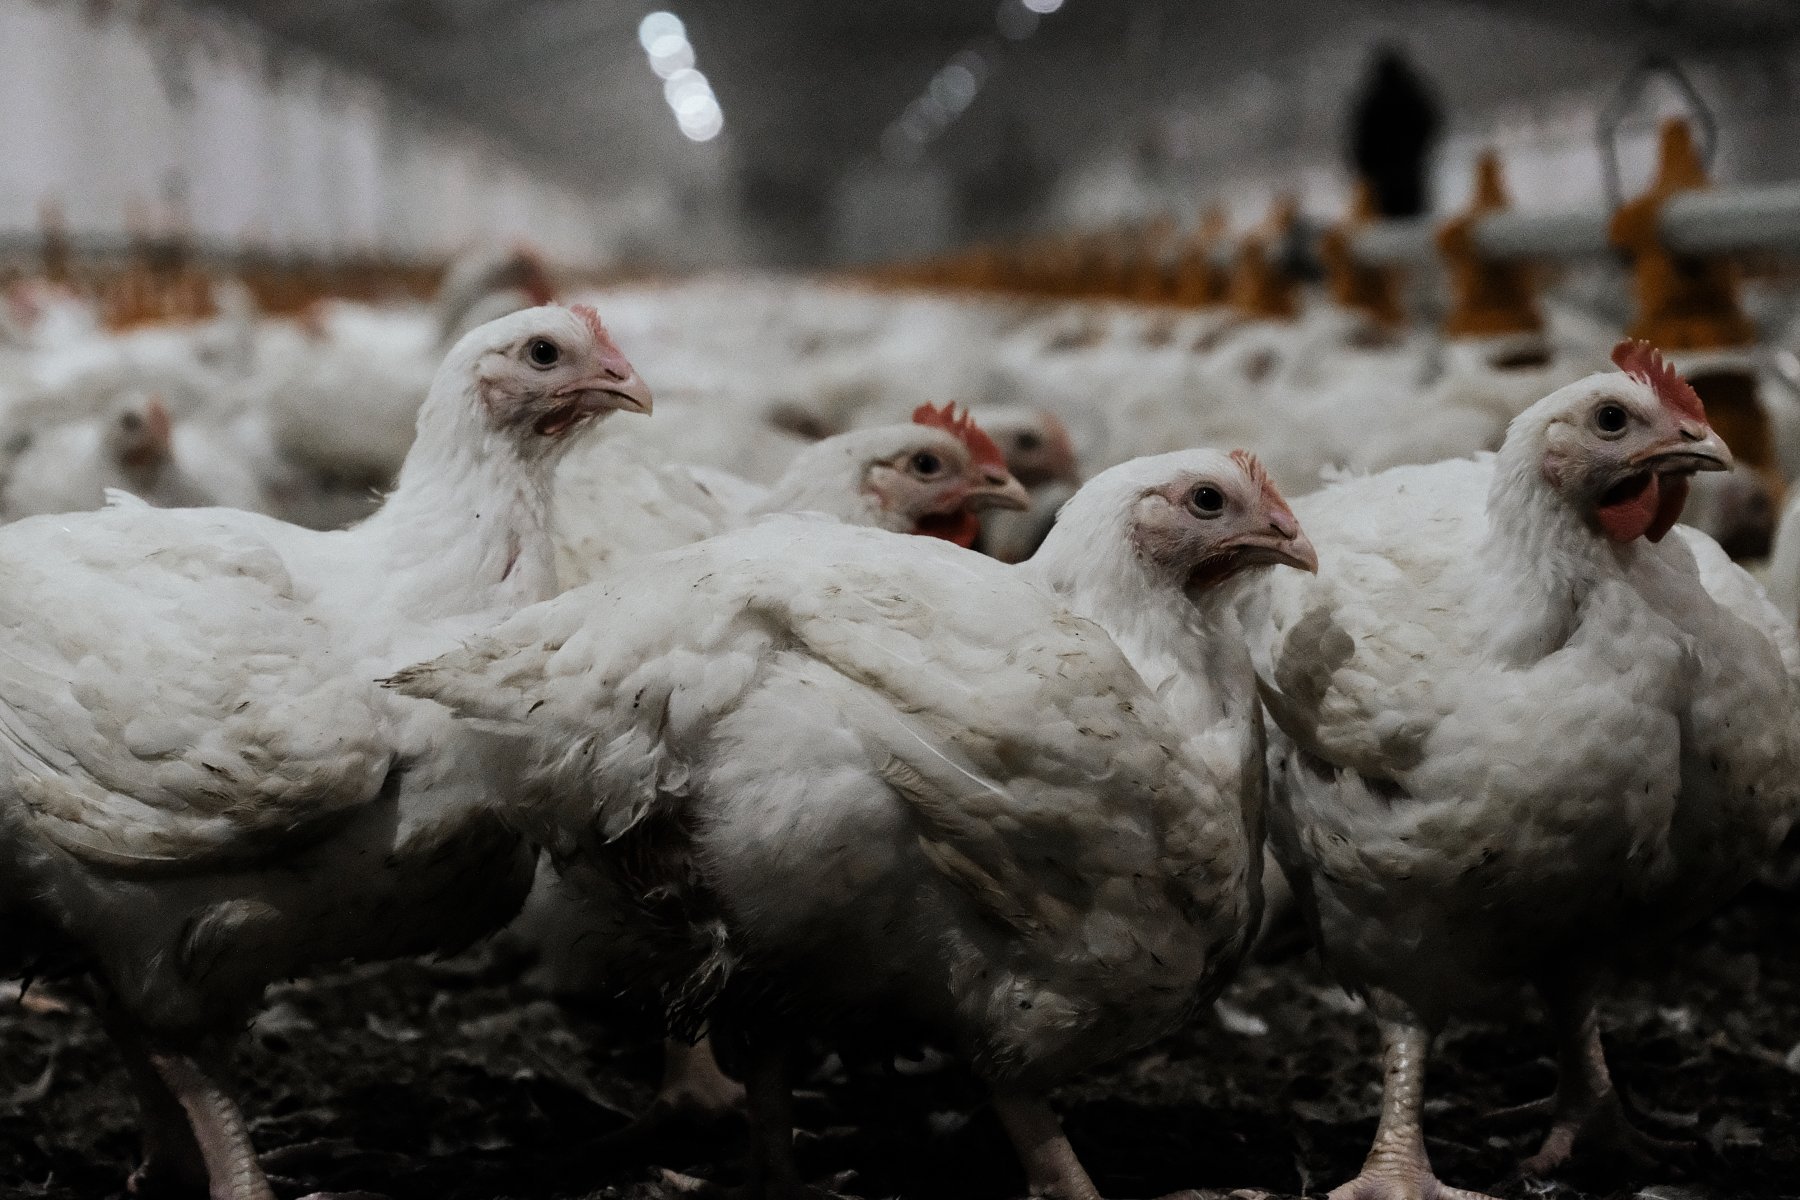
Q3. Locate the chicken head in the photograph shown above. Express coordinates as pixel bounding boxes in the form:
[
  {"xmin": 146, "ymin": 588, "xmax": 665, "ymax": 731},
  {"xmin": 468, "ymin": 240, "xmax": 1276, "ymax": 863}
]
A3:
[
  {"xmin": 1534, "ymin": 339, "xmax": 1732, "ymax": 544},
  {"xmin": 863, "ymin": 405, "xmax": 1030, "ymax": 546},
  {"xmin": 105, "ymin": 393, "xmax": 173, "ymax": 474},
  {"xmin": 1128, "ymin": 447, "xmax": 1320, "ymax": 589},
  {"xmin": 458, "ymin": 304, "xmax": 653, "ymax": 449}
]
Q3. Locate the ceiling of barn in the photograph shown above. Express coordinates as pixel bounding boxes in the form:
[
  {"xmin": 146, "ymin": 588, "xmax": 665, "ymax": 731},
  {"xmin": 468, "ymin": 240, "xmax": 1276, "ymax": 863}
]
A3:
[{"xmin": 193, "ymin": 0, "xmax": 1800, "ymax": 264}]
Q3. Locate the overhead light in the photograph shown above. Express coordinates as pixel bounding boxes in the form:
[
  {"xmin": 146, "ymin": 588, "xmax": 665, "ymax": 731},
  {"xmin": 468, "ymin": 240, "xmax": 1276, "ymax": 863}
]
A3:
[
  {"xmin": 1022, "ymin": 0, "xmax": 1063, "ymax": 12},
  {"xmin": 637, "ymin": 12, "xmax": 685, "ymax": 50},
  {"xmin": 678, "ymin": 104, "xmax": 723, "ymax": 142},
  {"xmin": 663, "ymin": 68, "xmax": 713, "ymax": 108},
  {"xmin": 638, "ymin": 10, "xmax": 723, "ymax": 144},
  {"xmin": 648, "ymin": 38, "xmax": 695, "ymax": 78}
]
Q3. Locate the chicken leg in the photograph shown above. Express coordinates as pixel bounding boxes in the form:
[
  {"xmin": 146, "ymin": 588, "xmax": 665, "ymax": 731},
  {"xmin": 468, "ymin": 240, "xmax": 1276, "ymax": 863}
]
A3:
[
  {"xmin": 1516, "ymin": 978, "xmax": 1691, "ymax": 1177},
  {"xmin": 991, "ymin": 1088, "xmax": 1208, "ymax": 1200},
  {"xmin": 103, "ymin": 1011, "xmax": 210, "ymax": 1200},
  {"xmin": 593, "ymin": 1036, "xmax": 746, "ymax": 1160},
  {"xmin": 992, "ymin": 1088, "xmax": 1104, "ymax": 1200},
  {"xmin": 657, "ymin": 1036, "xmax": 747, "ymax": 1121},
  {"xmin": 1327, "ymin": 1009, "xmax": 1495, "ymax": 1200},
  {"xmin": 661, "ymin": 1041, "xmax": 845, "ymax": 1200}
]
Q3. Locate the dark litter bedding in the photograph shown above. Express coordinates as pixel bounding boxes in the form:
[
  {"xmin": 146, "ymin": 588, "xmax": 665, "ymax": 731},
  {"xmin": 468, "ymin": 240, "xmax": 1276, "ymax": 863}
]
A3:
[{"xmin": 4, "ymin": 887, "xmax": 1797, "ymax": 1200}]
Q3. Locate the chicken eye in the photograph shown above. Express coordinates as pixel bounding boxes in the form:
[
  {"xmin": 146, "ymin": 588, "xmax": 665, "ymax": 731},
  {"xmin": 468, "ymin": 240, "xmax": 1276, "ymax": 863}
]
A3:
[
  {"xmin": 910, "ymin": 451, "xmax": 945, "ymax": 476},
  {"xmin": 1014, "ymin": 431, "xmax": 1042, "ymax": 453},
  {"xmin": 1593, "ymin": 402, "xmax": 1630, "ymax": 437},
  {"xmin": 1189, "ymin": 484, "xmax": 1226, "ymax": 516},
  {"xmin": 118, "ymin": 412, "xmax": 143, "ymax": 433},
  {"xmin": 526, "ymin": 338, "xmax": 560, "ymax": 368}
]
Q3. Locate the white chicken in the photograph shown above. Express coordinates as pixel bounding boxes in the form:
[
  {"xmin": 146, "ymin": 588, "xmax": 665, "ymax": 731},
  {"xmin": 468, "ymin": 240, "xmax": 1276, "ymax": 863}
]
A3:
[
  {"xmin": 1762, "ymin": 485, "xmax": 1800, "ymax": 625},
  {"xmin": 254, "ymin": 245, "xmax": 556, "ymax": 486},
  {"xmin": 968, "ymin": 406, "xmax": 1083, "ymax": 563},
  {"xmin": 388, "ymin": 447, "xmax": 1317, "ymax": 1200},
  {"xmin": 0, "ymin": 392, "xmax": 268, "ymax": 519},
  {"xmin": 0, "ymin": 303, "xmax": 651, "ymax": 1200},
  {"xmin": 1239, "ymin": 341, "xmax": 1800, "ymax": 1200},
  {"xmin": 552, "ymin": 402, "xmax": 1031, "ymax": 586},
  {"xmin": 537, "ymin": 402, "xmax": 1030, "ymax": 1126}
]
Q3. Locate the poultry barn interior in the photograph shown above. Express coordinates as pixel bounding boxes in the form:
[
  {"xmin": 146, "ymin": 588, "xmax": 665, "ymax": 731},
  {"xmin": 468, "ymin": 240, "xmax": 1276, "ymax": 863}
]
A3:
[{"xmin": 10, "ymin": 1, "xmax": 1800, "ymax": 1199}]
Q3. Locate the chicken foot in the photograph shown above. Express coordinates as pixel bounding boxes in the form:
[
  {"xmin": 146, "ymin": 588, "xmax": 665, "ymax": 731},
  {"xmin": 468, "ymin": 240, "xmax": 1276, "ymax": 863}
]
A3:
[
  {"xmin": 1327, "ymin": 1010, "xmax": 1495, "ymax": 1200},
  {"xmin": 990, "ymin": 1088, "xmax": 1203, "ymax": 1200},
  {"xmin": 593, "ymin": 1036, "xmax": 746, "ymax": 1161},
  {"xmin": 661, "ymin": 1041, "xmax": 849, "ymax": 1200},
  {"xmin": 658, "ymin": 1036, "xmax": 748, "ymax": 1120},
  {"xmin": 101, "ymin": 998, "xmax": 303, "ymax": 1200},
  {"xmin": 1516, "ymin": 980, "xmax": 1692, "ymax": 1177},
  {"xmin": 103, "ymin": 1011, "xmax": 210, "ymax": 1200},
  {"xmin": 144, "ymin": 1048, "xmax": 277, "ymax": 1200}
]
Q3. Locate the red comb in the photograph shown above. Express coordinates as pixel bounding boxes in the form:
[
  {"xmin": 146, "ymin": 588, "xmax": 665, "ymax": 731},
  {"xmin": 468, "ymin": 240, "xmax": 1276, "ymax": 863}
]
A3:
[
  {"xmin": 911, "ymin": 402, "xmax": 1007, "ymax": 471},
  {"xmin": 569, "ymin": 304, "xmax": 608, "ymax": 343},
  {"xmin": 1230, "ymin": 448, "xmax": 1289, "ymax": 510},
  {"xmin": 1611, "ymin": 339, "xmax": 1706, "ymax": 422},
  {"xmin": 1229, "ymin": 448, "xmax": 1270, "ymax": 491},
  {"xmin": 567, "ymin": 303, "xmax": 637, "ymax": 380}
]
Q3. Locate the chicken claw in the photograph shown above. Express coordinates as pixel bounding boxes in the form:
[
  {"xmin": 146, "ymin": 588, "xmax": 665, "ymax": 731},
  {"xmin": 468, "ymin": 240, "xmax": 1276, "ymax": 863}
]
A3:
[
  {"xmin": 1325, "ymin": 1018, "xmax": 1497, "ymax": 1200},
  {"xmin": 1514, "ymin": 986, "xmax": 1693, "ymax": 1177},
  {"xmin": 656, "ymin": 1037, "xmax": 748, "ymax": 1121},
  {"xmin": 592, "ymin": 1037, "xmax": 746, "ymax": 1163},
  {"xmin": 140, "ymin": 1049, "xmax": 276, "ymax": 1200}
]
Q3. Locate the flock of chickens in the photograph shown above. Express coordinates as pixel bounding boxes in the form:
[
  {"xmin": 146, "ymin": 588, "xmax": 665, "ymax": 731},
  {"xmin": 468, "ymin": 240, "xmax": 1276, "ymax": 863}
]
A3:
[{"xmin": 1, "ymin": 254, "xmax": 1799, "ymax": 1200}]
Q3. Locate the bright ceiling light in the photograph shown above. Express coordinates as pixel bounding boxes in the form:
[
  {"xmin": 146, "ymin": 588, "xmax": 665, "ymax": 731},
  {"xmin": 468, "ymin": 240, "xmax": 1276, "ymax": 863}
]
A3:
[
  {"xmin": 1022, "ymin": 0, "xmax": 1063, "ymax": 12},
  {"xmin": 678, "ymin": 105, "xmax": 723, "ymax": 142},
  {"xmin": 678, "ymin": 95, "xmax": 721, "ymax": 123},
  {"xmin": 673, "ymin": 90, "xmax": 718, "ymax": 118},
  {"xmin": 663, "ymin": 67, "xmax": 713, "ymax": 108},
  {"xmin": 638, "ymin": 11, "xmax": 685, "ymax": 50},
  {"xmin": 639, "ymin": 9, "xmax": 724, "ymax": 142},
  {"xmin": 648, "ymin": 37, "xmax": 695, "ymax": 78}
]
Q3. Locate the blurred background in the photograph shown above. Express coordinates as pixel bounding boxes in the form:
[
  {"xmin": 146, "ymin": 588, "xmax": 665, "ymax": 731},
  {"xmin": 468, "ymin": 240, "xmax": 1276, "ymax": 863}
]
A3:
[
  {"xmin": 7, "ymin": 0, "xmax": 1800, "ymax": 272},
  {"xmin": 7, "ymin": 0, "xmax": 1800, "ymax": 571},
  {"xmin": 14, "ymin": 10, "xmax": 1800, "ymax": 1198}
]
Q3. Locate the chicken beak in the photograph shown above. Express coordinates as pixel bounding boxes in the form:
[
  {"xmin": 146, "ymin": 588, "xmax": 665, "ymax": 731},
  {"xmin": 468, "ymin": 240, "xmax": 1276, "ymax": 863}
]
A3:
[
  {"xmin": 1632, "ymin": 421, "xmax": 1731, "ymax": 474},
  {"xmin": 1228, "ymin": 529, "xmax": 1319, "ymax": 574},
  {"xmin": 554, "ymin": 372, "xmax": 653, "ymax": 416},
  {"xmin": 1229, "ymin": 507, "xmax": 1319, "ymax": 574},
  {"xmin": 1272, "ymin": 528, "xmax": 1320, "ymax": 574},
  {"xmin": 968, "ymin": 468, "xmax": 1032, "ymax": 512}
]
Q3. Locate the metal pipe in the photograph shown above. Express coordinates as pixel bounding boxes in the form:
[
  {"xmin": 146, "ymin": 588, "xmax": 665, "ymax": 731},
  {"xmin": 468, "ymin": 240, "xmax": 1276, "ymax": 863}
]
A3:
[
  {"xmin": 1341, "ymin": 181, "xmax": 1800, "ymax": 268},
  {"xmin": 1662, "ymin": 182, "xmax": 1800, "ymax": 255}
]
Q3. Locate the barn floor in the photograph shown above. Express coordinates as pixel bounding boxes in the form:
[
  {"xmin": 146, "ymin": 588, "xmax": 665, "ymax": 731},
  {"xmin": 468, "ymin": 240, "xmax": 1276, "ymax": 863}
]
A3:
[{"xmin": 4, "ymin": 887, "xmax": 1798, "ymax": 1200}]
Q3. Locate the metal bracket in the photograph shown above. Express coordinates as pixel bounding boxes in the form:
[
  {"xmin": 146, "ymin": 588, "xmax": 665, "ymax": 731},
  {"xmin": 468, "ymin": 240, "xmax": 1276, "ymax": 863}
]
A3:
[{"xmin": 1597, "ymin": 52, "xmax": 1717, "ymax": 209}]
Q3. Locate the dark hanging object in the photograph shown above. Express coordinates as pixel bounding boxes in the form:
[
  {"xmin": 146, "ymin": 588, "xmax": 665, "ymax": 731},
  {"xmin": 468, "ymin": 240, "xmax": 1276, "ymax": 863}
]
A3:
[{"xmin": 1347, "ymin": 47, "xmax": 1442, "ymax": 219}]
